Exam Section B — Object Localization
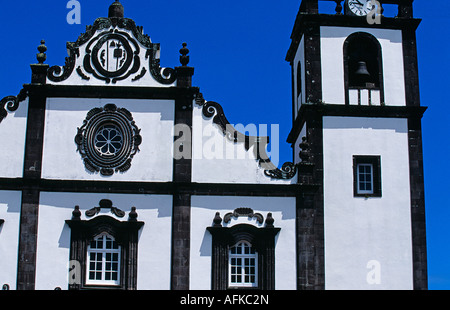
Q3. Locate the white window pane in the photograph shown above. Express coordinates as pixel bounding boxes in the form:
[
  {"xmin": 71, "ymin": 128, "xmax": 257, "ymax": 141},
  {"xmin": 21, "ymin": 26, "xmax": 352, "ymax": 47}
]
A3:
[
  {"xmin": 229, "ymin": 241, "xmax": 258, "ymax": 287},
  {"xmin": 86, "ymin": 233, "xmax": 121, "ymax": 286},
  {"xmin": 357, "ymin": 163, "xmax": 374, "ymax": 194}
]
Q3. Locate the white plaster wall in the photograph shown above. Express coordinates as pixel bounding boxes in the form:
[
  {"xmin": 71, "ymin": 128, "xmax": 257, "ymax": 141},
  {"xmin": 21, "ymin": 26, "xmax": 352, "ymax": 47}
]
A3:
[
  {"xmin": 35, "ymin": 192, "xmax": 173, "ymax": 290},
  {"xmin": 320, "ymin": 26, "xmax": 406, "ymax": 106},
  {"xmin": 0, "ymin": 191, "xmax": 21, "ymax": 289},
  {"xmin": 190, "ymin": 196, "xmax": 297, "ymax": 290},
  {"xmin": 46, "ymin": 28, "xmax": 175, "ymax": 88},
  {"xmin": 0, "ymin": 98, "xmax": 28, "ymax": 178},
  {"xmin": 323, "ymin": 116, "xmax": 413, "ymax": 290},
  {"xmin": 41, "ymin": 98, "xmax": 174, "ymax": 182},
  {"xmin": 192, "ymin": 104, "xmax": 295, "ymax": 185}
]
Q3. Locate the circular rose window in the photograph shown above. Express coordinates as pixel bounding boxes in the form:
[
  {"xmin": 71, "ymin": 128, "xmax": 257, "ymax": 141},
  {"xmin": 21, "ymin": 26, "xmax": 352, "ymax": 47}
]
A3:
[
  {"xmin": 94, "ymin": 124, "xmax": 124, "ymax": 157},
  {"xmin": 75, "ymin": 104, "xmax": 142, "ymax": 176}
]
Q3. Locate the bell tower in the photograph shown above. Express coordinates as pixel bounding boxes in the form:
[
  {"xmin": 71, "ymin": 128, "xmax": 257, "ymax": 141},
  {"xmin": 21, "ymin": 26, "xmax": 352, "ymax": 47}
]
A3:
[{"xmin": 287, "ymin": 0, "xmax": 427, "ymax": 290}]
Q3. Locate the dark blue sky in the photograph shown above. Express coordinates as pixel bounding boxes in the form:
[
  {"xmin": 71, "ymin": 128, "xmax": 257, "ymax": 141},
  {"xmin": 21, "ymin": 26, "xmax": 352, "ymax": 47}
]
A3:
[{"xmin": 0, "ymin": 0, "xmax": 448, "ymax": 289}]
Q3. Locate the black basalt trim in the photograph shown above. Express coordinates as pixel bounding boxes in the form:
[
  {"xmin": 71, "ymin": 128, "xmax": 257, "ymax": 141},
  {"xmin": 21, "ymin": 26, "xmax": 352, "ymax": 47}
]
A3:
[
  {"xmin": 16, "ymin": 84, "xmax": 47, "ymax": 290},
  {"xmin": 0, "ymin": 178, "xmax": 316, "ymax": 197},
  {"xmin": 408, "ymin": 116, "xmax": 428, "ymax": 290},
  {"xmin": 286, "ymin": 14, "xmax": 421, "ymax": 62},
  {"xmin": 295, "ymin": 108, "xmax": 325, "ymax": 290},
  {"xmin": 17, "ymin": 189, "xmax": 40, "ymax": 290},
  {"xmin": 302, "ymin": 22, "xmax": 322, "ymax": 105},
  {"xmin": 402, "ymin": 26, "xmax": 421, "ymax": 107},
  {"xmin": 170, "ymin": 86, "xmax": 195, "ymax": 290},
  {"xmin": 25, "ymin": 84, "xmax": 198, "ymax": 101},
  {"xmin": 288, "ymin": 104, "xmax": 428, "ymax": 144}
]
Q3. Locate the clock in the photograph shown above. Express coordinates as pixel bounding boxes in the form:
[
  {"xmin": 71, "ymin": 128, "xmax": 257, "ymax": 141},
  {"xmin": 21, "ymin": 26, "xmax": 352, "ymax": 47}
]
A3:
[{"xmin": 345, "ymin": 0, "xmax": 375, "ymax": 16}]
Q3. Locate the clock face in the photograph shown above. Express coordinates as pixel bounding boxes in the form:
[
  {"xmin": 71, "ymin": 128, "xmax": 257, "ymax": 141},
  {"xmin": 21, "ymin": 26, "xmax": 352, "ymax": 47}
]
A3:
[{"xmin": 347, "ymin": 0, "xmax": 375, "ymax": 16}]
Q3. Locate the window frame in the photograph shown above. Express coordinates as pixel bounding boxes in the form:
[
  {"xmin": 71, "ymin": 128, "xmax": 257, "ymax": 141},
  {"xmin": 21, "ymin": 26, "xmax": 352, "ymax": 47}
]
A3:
[
  {"xmin": 207, "ymin": 222, "xmax": 280, "ymax": 290},
  {"xmin": 356, "ymin": 163, "xmax": 374, "ymax": 195},
  {"xmin": 353, "ymin": 155, "xmax": 382, "ymax": 197},
  {"xmin": 66, "ymin": 211, "xmax": 144, "ymax": 290}
]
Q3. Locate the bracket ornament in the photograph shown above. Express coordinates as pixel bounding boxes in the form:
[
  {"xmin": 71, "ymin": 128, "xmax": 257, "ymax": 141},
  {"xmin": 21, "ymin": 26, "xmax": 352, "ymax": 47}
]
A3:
[
  {"xmin": 214, "ymin": 209, "xmax": 276, "ymax": 228},
  {"xmin": 85, "ymin": 199, "xmax": 126, "ymax": 218},
  {"xmin": 0, "ymin": 89, "xmax": 28, "ymax": 124},
  {"xmin": 199, "ymin": 100, "xmax": 297, "ymax": 180},
  {"xmin": 224, "ymin": 208, "xmax": 264, "ymax": 225},
  {"xmin": 264, "ymin": 162, "xmax": 297, "ymax": 180}
]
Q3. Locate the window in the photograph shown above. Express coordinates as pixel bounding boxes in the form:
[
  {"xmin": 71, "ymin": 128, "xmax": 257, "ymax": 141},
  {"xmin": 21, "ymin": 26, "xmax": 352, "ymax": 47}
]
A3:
[
  {"xmin": 229, "ymin": 241, "xmax": 258, "ymax": 288},
  {"xmin": 343, "ymin": 32, "xmax": 384, "ymax": 105},
  {"xmin": 94, "ymin": 124, "xmax": 124, "ymax": 157},
  {"xmin": 357, "ymin": 163, "xmax": 374, "ymax": 194},
  {"xmin": 207, "ymin": 210, "xmax": 280, "ymax": 290},
  {"xmin": 66, "ymin": 201, "xmax": 144, "ymax": 290},
  {"xmin": 74, "ymin": 104, "xmax": 142, "ymax": 176},
  {"xmin": 297, "ymin": 61, "xmax": 302, "ymax": 98},
  {"xmin": 353, "ymin": 156, "xmax": 382, "ymax": 197},
  {"xmin": 86, "ymin": 233, "xmax": 121, "ymax": 286}
]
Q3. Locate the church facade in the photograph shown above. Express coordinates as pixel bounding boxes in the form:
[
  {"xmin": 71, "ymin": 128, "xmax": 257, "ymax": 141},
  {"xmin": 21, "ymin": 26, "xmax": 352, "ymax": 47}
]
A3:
[{"xmin": 0, "ymin": 0, "xmax": 427, "ymax": 290}]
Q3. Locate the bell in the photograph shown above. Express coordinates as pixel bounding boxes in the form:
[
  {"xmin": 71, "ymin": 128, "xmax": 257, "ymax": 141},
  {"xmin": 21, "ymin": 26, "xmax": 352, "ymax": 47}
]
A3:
[{"xmin": 355, "ymin": 61, "xmax": 370, "ymax": 77}]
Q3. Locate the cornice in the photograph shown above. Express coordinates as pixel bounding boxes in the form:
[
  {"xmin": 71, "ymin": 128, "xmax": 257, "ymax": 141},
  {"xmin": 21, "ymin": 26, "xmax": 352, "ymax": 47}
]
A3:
[
  {"xmin": 286, "ymin": 14, "xmax": 421, "ymax": 62},
  {"xmin": 287, "ymin": 103, "xmax": 428, "ymax": 143}
]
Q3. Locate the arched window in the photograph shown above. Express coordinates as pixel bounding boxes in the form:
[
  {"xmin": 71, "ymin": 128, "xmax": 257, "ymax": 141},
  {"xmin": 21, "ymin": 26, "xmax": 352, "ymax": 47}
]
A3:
[
  {"xmin": 229, "ymin": 241, "xmax": 258, "ymax": 288},
  {"xmin": 207, "ymin": 210, "xmax": 280, "ymax": 290},
  {"xmin": 66, "ymin": 201, "xmax": 144, "ymax": 290},
  {"xmin": 344, "ymin": 32, "xmax": 384, "ymax": 106},
  {"xmin": 297, "ymin": 61, "xmax": 302, "ymax": 98},
  {"xmin": 86, "ymin": 233, "xmax": 121, "ymax": 286}
]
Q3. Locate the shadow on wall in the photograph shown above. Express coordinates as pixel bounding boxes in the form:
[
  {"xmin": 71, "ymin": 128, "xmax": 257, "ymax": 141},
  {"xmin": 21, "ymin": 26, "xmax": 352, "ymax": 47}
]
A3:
[{"xmin": 324, "ymin": 116, "xmax": 408, "ymax": 133}]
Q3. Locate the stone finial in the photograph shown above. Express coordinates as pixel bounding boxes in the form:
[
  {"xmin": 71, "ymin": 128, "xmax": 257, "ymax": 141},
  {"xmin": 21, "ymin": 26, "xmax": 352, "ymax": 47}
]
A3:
[
  {"xmin": 129, "ymin": 207, "xmax": 138, "ymax": 222},
  {"xmin": 299, "ymin": 136, "xmax": 311, "ymax": 163},
  {"xmin": 72, "ymin": 205, "xmax": 81, "ymax": 220},
  {"xmin": 265, "ymin": 213, "xmax": 275, "ymax": 228},
  {"xmin": 37, "ymin": 40, "xmax": 47, "ymax": 64},
  {"xmin": 179, "ymin": 43, "xmax": 190, "ymax": 66},
  {"xmin": 109, "ymin": 0, "xmax": 124, "ymax": 18},
  {"xmin": 213, "ymin": 212, "xmax": 223, "ymax": 227}
]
